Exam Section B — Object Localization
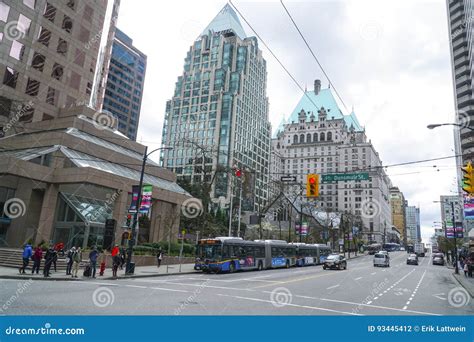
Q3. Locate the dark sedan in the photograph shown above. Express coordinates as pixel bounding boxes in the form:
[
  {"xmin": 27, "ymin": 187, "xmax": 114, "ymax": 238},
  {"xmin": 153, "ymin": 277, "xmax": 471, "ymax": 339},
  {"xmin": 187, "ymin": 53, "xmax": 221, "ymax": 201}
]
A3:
[
  {"xmin": 323, "ymin": 254, "xmax": 347, "ymax": 270},
  {"xmin": 432, "ymin": 253, "xmax": 445, "ymax": 266},
  {"xmin": 407, "ymin": 254, "xmax": 418, "ymax": 265}
]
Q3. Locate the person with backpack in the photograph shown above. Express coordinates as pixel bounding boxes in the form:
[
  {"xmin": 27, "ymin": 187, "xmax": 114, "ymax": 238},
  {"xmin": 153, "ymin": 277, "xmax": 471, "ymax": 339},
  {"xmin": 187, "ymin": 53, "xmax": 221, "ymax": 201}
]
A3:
[
  {"xmin": 31, "ymin": 246, "xmax": 42, "ymax": 274},
  {"xmin": 89, "ymin": 246, "xmax": 99, "ymax": 278},
  {"xmin": 71, "ymin": 247, "xmax": 82, "ymax": 278},
  {"xmin": 19, "ymin": 243, "xmax": 32, "ymax": 274},
  {"xmin": 65, "ymin": 247, "xmax": 75, "ymax": 275}
]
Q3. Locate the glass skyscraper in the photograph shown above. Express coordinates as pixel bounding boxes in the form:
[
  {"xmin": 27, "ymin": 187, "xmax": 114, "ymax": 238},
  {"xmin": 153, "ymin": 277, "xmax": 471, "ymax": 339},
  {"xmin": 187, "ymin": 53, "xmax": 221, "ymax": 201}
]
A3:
[
  {"xmin": 103, "ymin": 28, "xmax": 147, "ymax": 140},
  {"xmin": 161, "ymin": 4, "xmax": 271, "ymax": 211}
]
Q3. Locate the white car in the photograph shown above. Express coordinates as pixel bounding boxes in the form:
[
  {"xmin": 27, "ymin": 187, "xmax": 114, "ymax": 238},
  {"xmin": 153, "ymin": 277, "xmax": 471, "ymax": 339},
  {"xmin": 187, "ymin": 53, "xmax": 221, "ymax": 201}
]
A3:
[{"xmin": 373, "ymin": 253, "xmax": 390, "ymax": 267}]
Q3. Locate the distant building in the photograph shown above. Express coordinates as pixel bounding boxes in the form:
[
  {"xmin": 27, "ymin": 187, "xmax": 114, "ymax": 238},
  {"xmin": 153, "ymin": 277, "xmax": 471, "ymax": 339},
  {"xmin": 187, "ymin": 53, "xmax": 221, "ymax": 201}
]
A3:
[
  {"xmin": 271, "ymin": 80, "xmax": 392, "ymax": 244},
  {"xmin": 390, "ymin": 187, "xmax": 407, "ymax": 245},
  {"xmin": 103, "ymin": 28, "xmax": 147, "ymax": 140},
  {"xmin": 0, "ymin": 0, "xmax": 119, "ymax": 125}
]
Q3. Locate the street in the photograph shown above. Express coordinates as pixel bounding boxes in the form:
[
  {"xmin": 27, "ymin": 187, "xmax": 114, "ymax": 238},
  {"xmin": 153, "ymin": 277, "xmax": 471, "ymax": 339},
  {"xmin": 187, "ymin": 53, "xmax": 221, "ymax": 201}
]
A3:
[{"xmin": 0, "ymin": 252, "xmax": 471, "ymax": 316}]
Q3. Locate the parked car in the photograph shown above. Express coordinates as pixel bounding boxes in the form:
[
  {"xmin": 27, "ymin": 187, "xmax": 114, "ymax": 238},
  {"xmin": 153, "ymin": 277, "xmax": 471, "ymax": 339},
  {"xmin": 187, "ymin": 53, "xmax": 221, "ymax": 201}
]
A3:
[
  {"xmin": 373, "ymin": 253, "xmax": 390, "ymax": 267},
  {"xmin": 400, "ymin": 247, "xmax": 405, "ymax": 251},
  {"xmin": 432, "ymin": 253, "xmax": 445, "ymax": 266},
  {"xmin": 323, "ymin": 254, "xmax": 347, "ymax": 270},
  {"xmin": 407, "ymin": 254, "xmax": 419, "ymax": 265}
]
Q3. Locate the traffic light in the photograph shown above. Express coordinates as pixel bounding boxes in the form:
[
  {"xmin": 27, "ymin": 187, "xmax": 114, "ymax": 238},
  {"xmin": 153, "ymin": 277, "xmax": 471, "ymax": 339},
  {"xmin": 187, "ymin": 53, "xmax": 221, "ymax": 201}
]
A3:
[
  {"xmin": 462, "ymin": 162, "xmax": 474, "ymax": 195},
  {"xmin": 306, "ymin": 174, "xmax": 319, "ymax": 198},
  {"xmin": 235, "ymin": 169, "xmax": 242, "ymax": 177},
  {"xmin": 126, "ymin": 214, "xmax": 132, "ymax": 227}
]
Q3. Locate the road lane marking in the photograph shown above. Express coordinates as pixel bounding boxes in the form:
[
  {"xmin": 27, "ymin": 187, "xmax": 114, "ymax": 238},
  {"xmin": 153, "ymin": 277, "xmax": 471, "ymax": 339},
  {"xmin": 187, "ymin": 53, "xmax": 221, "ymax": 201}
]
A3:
[
  {"xmin": 251, "ymin": 269, "xmax": 347, "ymax": 289},
  {"xmin": 327, "ymin": 284, "xmax": 340, "ymax": 290},
  {"xmin": 354, "ymin": 277, "xmax": 363, "ymax": 280},
  {"xmin": 370, "ymin": 272, "xmax": 376, "ymax": 275},
  {"xmin": 124, "ymin": 285, "xmax": 147, "ymax": 289},
  {"xmin": 150, "ymin": 287, "xmax": 189, "ymax": 293},
  {"xmin": 156, "ymin": 281, "xmax": 255, "ymax": 292},
  {"xmin": 290, "ymin": 294, "xmax": 441, "ymax": 316},
  {"xmin": 402, "ymin": 270, "xmax": 426, "ymax": 310},
  {"xmin": 217, "ymin": 293, "xmax": 362, "ymax": 316}
]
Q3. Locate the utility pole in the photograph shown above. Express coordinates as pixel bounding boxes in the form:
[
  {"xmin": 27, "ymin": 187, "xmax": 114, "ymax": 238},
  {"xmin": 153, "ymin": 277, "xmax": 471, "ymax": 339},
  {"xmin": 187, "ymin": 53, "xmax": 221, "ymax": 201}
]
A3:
[
  {"xmin": 237, "ymin": 175, "xmax": 243, "ymax": 237},
  {"xmin": 228, "ymin": 175, "xmax": 233, "ymax": 237},
  {"xmin": 451, "ymin": 201, "xmax": 459, "ymax": 274}
]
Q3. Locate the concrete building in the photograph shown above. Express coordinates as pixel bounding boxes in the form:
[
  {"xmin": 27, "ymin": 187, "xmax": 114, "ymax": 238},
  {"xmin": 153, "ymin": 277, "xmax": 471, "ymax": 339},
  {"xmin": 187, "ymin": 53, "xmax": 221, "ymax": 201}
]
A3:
[
  {"xmin": 405, "ymin": 203, "xmax": 421, "ymax": 243},
  {"xmin": 0, "ymin": 106, "xmax": 189, "ymax": 248},
  {"xmin": 103, "ymin": 28, "xmax": 147, "ymax": 140},
  {"xmin": 160, "ymin": 4, "xmax": 271, "ymax": 214},
  {"xmin": 389, "ymin": 186, "xmax": 407, "ymax": 245},
  {"xmin": 439, "ymin": 195, "xmax": 463, "ymax": 231},
  {"xmin": 0, "ymin": 0, "xmax": 119, "ymax": 124},
  {"xmin": 271, "ymin": 81, "xmax": 392, "ymax": 244}
]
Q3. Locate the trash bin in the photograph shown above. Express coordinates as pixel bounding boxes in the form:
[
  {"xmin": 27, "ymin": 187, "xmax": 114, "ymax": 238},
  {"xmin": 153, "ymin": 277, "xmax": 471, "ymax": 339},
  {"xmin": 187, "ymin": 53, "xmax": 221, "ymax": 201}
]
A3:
[{"xmin": 125, "ymin": 262, "xmax": 135, "ymax": 274}]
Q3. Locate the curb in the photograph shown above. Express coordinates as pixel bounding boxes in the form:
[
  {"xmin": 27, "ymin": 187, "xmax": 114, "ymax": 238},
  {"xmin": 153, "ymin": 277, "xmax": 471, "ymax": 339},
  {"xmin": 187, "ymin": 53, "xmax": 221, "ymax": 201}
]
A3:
[
  {"xmin": 451, "ymin": 273, "xmax": 474, "ymax": 298},
  {"xmin": 103, "ymin": 270, "xmax": 198, "ymax": 280},
  {"xmin": 0, "ymin": 271, "xmax": 200, "ymax": 281}
]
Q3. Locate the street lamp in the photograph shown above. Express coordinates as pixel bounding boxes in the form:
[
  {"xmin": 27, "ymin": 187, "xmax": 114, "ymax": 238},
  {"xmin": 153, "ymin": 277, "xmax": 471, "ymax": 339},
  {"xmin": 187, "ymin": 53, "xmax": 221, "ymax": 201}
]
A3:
[
  {"xmin": 427, "ymin": 123, "xmax": 474, "ymax": 131},
  {"xmin": 125, "ymin": 146, "xmax": 173, "ymax": 274},
  {"xmin": 433, "ymin": 200, "xmax": 459, "ymax": 274}
]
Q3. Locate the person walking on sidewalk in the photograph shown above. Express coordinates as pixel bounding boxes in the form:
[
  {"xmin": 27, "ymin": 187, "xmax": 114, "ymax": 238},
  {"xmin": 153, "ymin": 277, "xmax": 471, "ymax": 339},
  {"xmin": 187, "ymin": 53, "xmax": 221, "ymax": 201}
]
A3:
[
  {"xmin": 65, "ymin": 247, "xmax": 75, "ymax": 275},
  {"xmin": 19, "ymin": 243, "xmax": 32, "ymax": 274},
  {"xmin": 51, "ymin": 248, "xmax": 58, "ymax": 272},
  {"xmin": 31, "ymin": 246, "xmax": 42, "ymax": 274},
  {"xmin": 89, "ymin": 246, "xmax": 99, "ymax": 279},
  {"xmin": 156, "ymin": 249, "xmax": 163, "ymax": 268},
  {"xmin": 71, "ymin": 247, "xmax": 82, "ymax": 278},
  {"xmin": 43, "ymin": 246, "xmax": 55, "ymax": 277}
]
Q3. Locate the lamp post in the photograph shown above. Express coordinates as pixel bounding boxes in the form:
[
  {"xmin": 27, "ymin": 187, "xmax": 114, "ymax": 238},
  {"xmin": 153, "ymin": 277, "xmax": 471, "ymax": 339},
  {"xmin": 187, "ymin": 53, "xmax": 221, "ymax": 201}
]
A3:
[
  {"xmin": 126, "ymin": 146, "xmax": 173, "ymax": 274},
  {"xmin": 427, "ymin": 123, "xmax": 474, "ymax": 131}
]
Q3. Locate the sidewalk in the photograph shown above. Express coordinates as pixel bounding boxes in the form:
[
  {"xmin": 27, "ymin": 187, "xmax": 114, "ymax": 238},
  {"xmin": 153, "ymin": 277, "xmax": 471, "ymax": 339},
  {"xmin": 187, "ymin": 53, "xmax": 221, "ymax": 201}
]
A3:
[
  {"xmin": 0, "ymin": 263, "xmax": 198, "ymax": 281},
  {"xmin": 452, "ymin": 272, "xmax": 474, "ymax": 298}
]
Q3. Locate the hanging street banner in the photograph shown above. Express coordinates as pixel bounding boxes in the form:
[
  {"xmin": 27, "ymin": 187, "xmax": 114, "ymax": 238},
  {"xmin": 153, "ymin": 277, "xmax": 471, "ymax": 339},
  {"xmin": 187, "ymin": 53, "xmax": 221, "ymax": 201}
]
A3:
[
  {"xmin": 300, "ymin": 222, "xmax": 308, "ymax": 236},
  {"xmin": 463, "ymin": 195, "xmax": 474, "ymax": 220},
  {"xmin": 445, "ymin": 220, "xmax": 463, "ymax": 239},
  {"xmin": 322, "ymin": 173, "xmax": 369, "ymax": 183},
  {"xmin": 128, "ymin": 185, "xmax": 140, "ymax": 213},
  {"xmin": 140, "ymin": 184, "xmax": 153, "ymax": 213}
]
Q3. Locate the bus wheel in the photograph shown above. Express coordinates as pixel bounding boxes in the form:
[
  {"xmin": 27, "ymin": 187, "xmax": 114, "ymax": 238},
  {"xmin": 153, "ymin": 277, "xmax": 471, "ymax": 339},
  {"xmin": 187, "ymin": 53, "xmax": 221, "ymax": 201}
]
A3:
[
  {"xmin": 286, "ymin": 260, "xmax": 290, "ymax": 268},
  {"xmin": 229, "ymin": 262, "xmax": 235, "ymax": 273},
  {"xmin": 257, "ymin": 261, "xmax": 263, "ymax": 271}
]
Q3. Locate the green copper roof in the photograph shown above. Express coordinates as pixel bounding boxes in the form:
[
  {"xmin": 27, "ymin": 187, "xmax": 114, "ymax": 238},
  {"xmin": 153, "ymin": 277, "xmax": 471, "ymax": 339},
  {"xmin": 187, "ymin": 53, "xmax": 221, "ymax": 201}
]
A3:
[
  {"xmin": 277, "ymin": 88, "xmax": 363, "ymax": 135},
  {"xmin": 200, "ymin": 3, "xmax": 247, "ymax": 39}
]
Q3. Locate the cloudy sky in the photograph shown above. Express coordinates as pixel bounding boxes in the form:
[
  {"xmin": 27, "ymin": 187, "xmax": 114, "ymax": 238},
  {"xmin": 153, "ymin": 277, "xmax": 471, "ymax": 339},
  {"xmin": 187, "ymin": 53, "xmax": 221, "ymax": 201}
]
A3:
[{"xmin": 117, "ymin": 0, "xmax": 457, "ymax": 243}]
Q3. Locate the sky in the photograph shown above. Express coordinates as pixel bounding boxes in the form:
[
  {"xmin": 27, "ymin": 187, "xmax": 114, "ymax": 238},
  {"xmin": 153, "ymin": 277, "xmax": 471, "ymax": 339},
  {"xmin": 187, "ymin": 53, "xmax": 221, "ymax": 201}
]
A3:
[{"xmin": 116, "ymin": 0, "xmax": 457, "ymax": 243}]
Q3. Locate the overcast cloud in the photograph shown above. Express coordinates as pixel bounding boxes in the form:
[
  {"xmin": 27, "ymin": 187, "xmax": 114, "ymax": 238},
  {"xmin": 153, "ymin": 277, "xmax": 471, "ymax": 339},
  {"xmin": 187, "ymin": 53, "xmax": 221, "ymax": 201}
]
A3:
[{"xmin": 117, "ymin": 0, "xmax": 457, "ymax": 243}]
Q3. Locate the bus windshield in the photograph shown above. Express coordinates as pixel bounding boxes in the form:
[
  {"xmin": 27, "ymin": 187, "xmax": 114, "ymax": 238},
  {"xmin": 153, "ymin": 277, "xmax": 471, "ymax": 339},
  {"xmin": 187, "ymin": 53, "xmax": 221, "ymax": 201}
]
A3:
[{"xmin": 197, "ymin": 244, "xmax": 222, "ymax": 260}]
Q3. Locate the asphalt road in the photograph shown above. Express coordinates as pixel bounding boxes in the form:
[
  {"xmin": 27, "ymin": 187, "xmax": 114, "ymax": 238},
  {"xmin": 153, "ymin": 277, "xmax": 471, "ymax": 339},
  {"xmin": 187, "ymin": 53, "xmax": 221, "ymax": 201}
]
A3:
[{"xmin": 1, "ymin": 252, "xmax": 472, "ymax": 315}]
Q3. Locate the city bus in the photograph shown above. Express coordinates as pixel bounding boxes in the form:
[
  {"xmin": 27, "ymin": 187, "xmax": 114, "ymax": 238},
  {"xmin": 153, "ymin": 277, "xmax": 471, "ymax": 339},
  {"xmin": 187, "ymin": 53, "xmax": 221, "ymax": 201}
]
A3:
[
  {"xmin": 382, "ymin": 243, "xmax": 400, "ymax": 252},
  {"xmin": 293, "ymin": 243, "xmax": 332, "ymax": 266},
  {"xmin": 194, "ymin": 237, "xmax": 298, "ymax": 273}
]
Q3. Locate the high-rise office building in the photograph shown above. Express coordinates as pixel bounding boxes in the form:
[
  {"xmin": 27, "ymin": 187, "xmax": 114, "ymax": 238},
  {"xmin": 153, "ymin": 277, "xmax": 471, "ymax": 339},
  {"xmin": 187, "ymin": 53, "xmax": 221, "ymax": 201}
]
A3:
[
  {"xmin": 405, "ymin": 203, "xmax": 420, "ymax": 243},
  {"xmin": 161, "ymin": 4, "xmax": 271, "ymax": 211},
  {"xmin": 0, "ymin": 0, "xmax": 119, "ymax": 126},
  {"xmin": 390, "ymin": 186, "xmax": 407, "ymax": 245},
  {"xmin": 103, "ymin": 28, "xmax": 147, "ymax": 140}
]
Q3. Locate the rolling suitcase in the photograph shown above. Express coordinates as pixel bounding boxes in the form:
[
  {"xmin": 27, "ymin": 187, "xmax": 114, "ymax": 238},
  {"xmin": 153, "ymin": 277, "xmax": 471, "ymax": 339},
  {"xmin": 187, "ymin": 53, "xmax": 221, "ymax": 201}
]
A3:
[{"xmin": 83, "ymin": 263, "xmax": 91, "ymax": 277}]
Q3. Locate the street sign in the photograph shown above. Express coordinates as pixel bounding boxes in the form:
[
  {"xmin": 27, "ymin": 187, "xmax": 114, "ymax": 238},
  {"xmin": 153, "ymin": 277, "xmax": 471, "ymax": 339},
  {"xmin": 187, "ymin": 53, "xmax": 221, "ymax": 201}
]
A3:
[
  {"xmin": 280, "ymin": 176, "xmax": 297, "ymax": 182},
  {"xmin": 322, "ymin": 173, "xmax": 369, "ymax": 183}
]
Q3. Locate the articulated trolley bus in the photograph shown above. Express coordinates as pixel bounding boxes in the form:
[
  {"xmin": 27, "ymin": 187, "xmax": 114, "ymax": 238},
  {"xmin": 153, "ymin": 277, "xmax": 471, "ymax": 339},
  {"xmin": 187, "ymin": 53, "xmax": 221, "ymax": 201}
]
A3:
[{"xmin": 195, "ymin": 237, "xmax": 331, "ymax": 273}]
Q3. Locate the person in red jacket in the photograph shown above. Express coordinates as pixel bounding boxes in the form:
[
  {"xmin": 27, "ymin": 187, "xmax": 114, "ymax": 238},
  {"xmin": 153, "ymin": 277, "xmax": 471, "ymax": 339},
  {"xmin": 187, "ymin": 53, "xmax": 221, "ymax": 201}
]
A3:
[{"xmin": 31, "ymin": 246, "xmax": 42, "ymax": 274}]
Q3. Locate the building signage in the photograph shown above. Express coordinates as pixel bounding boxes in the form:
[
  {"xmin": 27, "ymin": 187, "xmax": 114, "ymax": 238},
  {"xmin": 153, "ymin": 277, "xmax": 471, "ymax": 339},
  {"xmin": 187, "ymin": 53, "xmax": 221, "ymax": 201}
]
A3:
[{"xmin": 322, "ymin": 173, "xmax": 369, "ymax": 183}]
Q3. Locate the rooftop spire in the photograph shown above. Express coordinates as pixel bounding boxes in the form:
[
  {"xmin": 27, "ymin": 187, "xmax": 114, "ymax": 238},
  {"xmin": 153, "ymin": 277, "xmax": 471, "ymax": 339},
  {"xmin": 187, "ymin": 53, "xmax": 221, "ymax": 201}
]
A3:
[{"xmin": 200, "ymin": 3, "xmax": 247, "ymax": 39}]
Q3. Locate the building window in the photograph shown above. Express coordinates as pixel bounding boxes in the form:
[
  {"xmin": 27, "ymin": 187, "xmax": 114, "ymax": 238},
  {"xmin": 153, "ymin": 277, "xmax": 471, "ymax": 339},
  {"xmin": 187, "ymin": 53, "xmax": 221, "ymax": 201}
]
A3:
[
  {"xmin": 83, "ymin": 5, "xmax": 93, "ymax": 22},
  {"xmin": 9, "ymin": 41, "xmax": 25, "ymax": 61},
  {"xmin": 46, "ymin": 87, "xmax": 57, "ymax": 105},
  {"xmin": 23, "ymin": 0, "xmax": 36, "ymax": 9},
  {"xmin": 320, "ymin": 132, "xmax": 325, "ymax": 141},
  {"xmin": 300, "ymin": 134, "xmax": 305, "ymax": 143},
  {"xmin": 74, "ymin": 48, "xmax": 85, "ymax": 67},
  {"xmin": 0, "ymin": 2, "xmax": 9, "ymax": 22},
  {"xmin": 327, "ymin": 132, "xmax": 332, "ymax": 141},
  {"xmin": 43, "ymin": 2, "xmax": 56, "ymax": 22},
  {"xmin": 51, "ymin": 63, "xmax": 64, "ymax": 80},
  {"xmin": 293, "ymin": 135, "xmax": 298, "ymax": 144},
  {"xmin": 69, "ymin": 71, "xmax": 81, "ymax": 90},
  {"xmin": 25, "ymin": 78, "xmax": 40, "ymax": 96},
  {"xmin": 3, "ymin": 67, "xmax": 18, "ymax": 88},
  {"xmin": 31, "ymin": 52, "xmax": 45, "ymax": 72},
  {"xmin": 57, "ymin": 38, "xmax": 68, "ymax": 56},
  {"xmin": 37, "ymin": 27, "xmax": 51, "ymax": 46},
  {"xmin": 62, "ymin": 15, "xmax": 73, "ymax": 33}
]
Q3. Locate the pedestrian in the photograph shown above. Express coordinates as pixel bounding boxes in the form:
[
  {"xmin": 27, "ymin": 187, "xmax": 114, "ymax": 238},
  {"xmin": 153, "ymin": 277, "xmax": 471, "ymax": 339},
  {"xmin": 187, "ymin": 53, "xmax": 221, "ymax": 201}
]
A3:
[
  {"xmin": 71, "ymin": 247, "xmax": 82, "ymax": 278},
  {"xmin": 111, "ymin": 245, "xmax": 120, "ymax": 258},
  {"xmin": 52, "ymin": 248, "xmax": 58, "ymax": 272},
  {"xmin": 464, "ymin": 262, "xmax": 469, "ymax": 277},
  {"xmin": 119, "ymin": 247, "xmax": 126, "ymax": 270},
  {"xmin": 99, "ymin": 251, "xmax": 106, "ymax": 276},
  {"xmin": 468, "ymin": 258, "xmax": 473, "ymax": 278},
  {"xmin": 112, "ymin": 253, "xmax": 120, "ymax": 278},
  {"xmin": 19, "ymin": 243, "xmax": 32, "ymax": 274},
  {"xmin": 43, "ymin": 246, "xmax": 55, "ymax": 277},
  {"xmin": 65, "ymin": 247, "xmax": 75, "ymax": 275},
  {"xmin": 31, "ymin": 245, "xmax": 42, "ymax": 274},
  {"xmin": 157, "ymin": 249, "xmax": 163, "ymax": 268},
  {"xmin": 89, "ymin": 246, "xmax": 99, "ymax": 278}
]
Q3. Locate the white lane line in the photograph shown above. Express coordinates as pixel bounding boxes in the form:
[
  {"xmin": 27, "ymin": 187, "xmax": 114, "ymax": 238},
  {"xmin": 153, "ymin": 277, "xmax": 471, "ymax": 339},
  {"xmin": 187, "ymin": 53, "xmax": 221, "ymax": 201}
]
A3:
[
  {"xmin": 217, "ymin": 293, "xmax": 362, "ymax": 316},
  {"xmin": 402, "ymin": 270, "xmax": 426, "ymax": 310},
  {"xmin": 124, "ymin": 285, "xmax": 147, "ymax": 289},
  {"xmin": 355, "ymin": 277, "xmax": 363, "ymax": 281},
  {"xmin": 402, "ymin": 305, "xmax": 408, "ymax": 310},
  {"xmin": 370, "ymin": 272, "xmax": 376, "ymax": 275},
  {"xmin": 150, "ymin": 287, "xmax": 189, "ymax": 293},
  {"xmin": 292, "ymin": 294, "xmax": 441, "ymax": 316},
  {"xmin": 156, "ymin": 281, "xmax": 255, "ymax": 292},
  {"xmin": 326, "ymin": 284, "xmax": 340, "ymax": 290},
  {"xmin": 71, "ymin": 282, "xmax": 119, "ymax": 286}
]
